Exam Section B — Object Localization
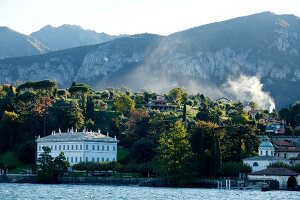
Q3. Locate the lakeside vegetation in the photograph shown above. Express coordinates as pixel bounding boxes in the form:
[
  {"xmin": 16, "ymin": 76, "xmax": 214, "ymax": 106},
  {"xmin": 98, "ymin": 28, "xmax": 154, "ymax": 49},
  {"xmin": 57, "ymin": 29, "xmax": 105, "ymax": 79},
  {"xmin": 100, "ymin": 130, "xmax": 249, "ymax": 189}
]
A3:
[{"xmin": 0, "ymin": 80, "xmax": 300, "ymax": 184}]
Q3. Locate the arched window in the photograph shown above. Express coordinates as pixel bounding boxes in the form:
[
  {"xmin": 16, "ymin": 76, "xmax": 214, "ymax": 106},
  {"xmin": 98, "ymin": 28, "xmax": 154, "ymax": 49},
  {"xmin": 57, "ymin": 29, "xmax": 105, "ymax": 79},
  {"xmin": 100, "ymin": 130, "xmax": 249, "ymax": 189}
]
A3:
[{"xmin": 253, "ymin": 162, "xmax": 259, "ymax": 166}]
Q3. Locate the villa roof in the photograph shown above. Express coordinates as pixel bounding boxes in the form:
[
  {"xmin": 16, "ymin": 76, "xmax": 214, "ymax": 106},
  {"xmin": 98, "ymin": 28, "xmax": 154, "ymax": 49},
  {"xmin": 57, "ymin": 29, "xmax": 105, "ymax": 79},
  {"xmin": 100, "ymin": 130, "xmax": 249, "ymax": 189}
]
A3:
[
  {"xmin": 243, "ymin": 156, "xmax": 289, "ymax": 162},
  {"xmin": 250, "ymin": 168, "xmax": 298, "ymax": 176},
  {"xmin": 36, "ymin": 131, "xmax": 118, "ymax": 143}
]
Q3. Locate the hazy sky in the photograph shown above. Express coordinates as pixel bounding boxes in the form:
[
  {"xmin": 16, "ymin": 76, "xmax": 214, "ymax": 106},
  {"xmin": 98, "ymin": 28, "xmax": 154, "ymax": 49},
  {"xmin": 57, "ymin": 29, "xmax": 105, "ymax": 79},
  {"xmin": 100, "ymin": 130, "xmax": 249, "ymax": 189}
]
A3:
[{"xmin": 1, "ymin": 0, "xmax": 300, "ymax": 35}]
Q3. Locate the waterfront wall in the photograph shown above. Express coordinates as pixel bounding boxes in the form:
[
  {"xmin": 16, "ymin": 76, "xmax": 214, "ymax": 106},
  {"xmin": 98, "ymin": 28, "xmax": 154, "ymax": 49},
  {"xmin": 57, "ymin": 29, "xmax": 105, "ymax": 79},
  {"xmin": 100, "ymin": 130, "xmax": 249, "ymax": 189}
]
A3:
[
  {"xmin": 61, "ymin": 176, "xmax": 159, "ymax": 185},
  {"xmin": 0, "ymin": 174, "xmax": 36, "ymax": 183}
]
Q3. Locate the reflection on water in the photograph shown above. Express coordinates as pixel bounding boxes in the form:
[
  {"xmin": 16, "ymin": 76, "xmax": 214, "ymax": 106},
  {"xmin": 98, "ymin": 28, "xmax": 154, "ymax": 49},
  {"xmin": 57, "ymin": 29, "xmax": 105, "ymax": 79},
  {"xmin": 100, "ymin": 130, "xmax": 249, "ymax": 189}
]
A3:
[{"xmin": 0, "ymin": 183, "xmax": 300, "ymax": 200}]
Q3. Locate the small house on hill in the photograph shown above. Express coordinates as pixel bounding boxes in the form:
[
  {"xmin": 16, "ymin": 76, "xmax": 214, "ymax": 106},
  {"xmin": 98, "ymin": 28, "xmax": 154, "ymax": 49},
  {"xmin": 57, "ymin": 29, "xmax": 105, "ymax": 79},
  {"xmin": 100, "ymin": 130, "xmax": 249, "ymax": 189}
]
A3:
[{"xmin": 146, "ymin": 96, "xmax": 177, "ymax": 112}]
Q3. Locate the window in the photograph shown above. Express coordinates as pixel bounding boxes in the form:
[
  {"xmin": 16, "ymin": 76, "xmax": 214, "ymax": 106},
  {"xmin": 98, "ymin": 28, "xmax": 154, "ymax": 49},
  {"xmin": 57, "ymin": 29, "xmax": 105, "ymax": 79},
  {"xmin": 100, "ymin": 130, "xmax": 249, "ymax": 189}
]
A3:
[
  {"xmin": 80, "ymin": 157, "xmax": 82, "ymax": 162},
  {"xmin": 76, "ymin": 145, "xmax": 78, "ymax": 150},
  {"xmin": 97, "ymin": 145, "xmax": 100, "ymax": 151},
  {"xmin": 271, "ymin": 151, "xmax": 273, "ymax": 156},
  {"xmin": 92, "ymin": 145, "xmax": 95, "ymax": 150},
  {"xmin": 75, "ymin": 157, "xmax": 78, "ymax": 162},
  {"xmin": 71, "ymin": 145, "xmax": 73, "ymax": 150},
  {"xmin": 113, "ymin": 146, "xmax": 116, "ymax": 151},
  {"xmin": 71, "ymin": 157, "xmax": 73, "ymax": 162},
  {"xmin": 113, "ymin": 158, "xmax": 116, "ymax": 161},
  {"xmin": 39, "ymin": 146, "xmax": 41, "ymax": 151},
  {"xmin": 63, "ymin": 145, "xmax": 65, "ymax": 150},
  {"xmin": 107, "ymin": 146, "xmax": 109, "ymax": 151},
  {"xmin": 67, "ymin": 157, "xmax": 69, "ymax": 162},
  {"xmin": 80, "ymin": 145, "xmax": 82, "ymax": 150},
  {"xmin": 92, "ymin": 157, "xmax": 94, "ymax": 162},
  {"xmin": 86, "ymin": 157, "xmax": 88, "ymax": 162},
  {"xmin": 51, "ymin": 145, "xmax": 53, "ymax": 150},
  {"xmin": 106, "ymin": 158, "xmax": 109, "ymax": 162},
  {"xmin": 97, "ymin": 158, "xmax": 99, "ymax": 162},
  {"xmin": 102, "ymin": 146, "xmax": 104, "ymax": 151},
  {"xmin": 67, "ymin": 145, "xmax": 69, "ymax": 150},
  {"xmin": 284, "ymin": 153, "xmax": 287, "ymax": 159},
  {"xmin": 266, "ymin": 151, "xmax": 268, "ymax": 156},
  {"xmin": 59, "ymin": 145, "xmax": 61, "ymax": 151},
  {"xmin": 55, "ymin": 145, "xmax": 57, "ymax": 151},
  {"xmin": 260, "ymin": 151, "xmax": 262, "ymax": 155},
  {"xmin": 253, "ymin": 162, "xmax": 259, "ymax": 166},
  {"xmin": 102, "ymin": 158, "xmax": 104, "ymax": 162},
  {"xmin": 86, "ymin": 145, "xmax": 88, "ymax": 150}
]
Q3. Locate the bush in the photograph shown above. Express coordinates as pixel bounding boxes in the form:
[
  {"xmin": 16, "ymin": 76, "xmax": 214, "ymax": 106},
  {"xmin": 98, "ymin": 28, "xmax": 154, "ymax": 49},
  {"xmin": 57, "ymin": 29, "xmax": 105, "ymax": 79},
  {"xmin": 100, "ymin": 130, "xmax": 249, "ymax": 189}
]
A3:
[
  {"xmin": 219, "ymin": 162, "xmax": 252, "ymax": 177},
  {"xmin": 268, "ymin": 162, "xmax": 300, "ymax": 173}
]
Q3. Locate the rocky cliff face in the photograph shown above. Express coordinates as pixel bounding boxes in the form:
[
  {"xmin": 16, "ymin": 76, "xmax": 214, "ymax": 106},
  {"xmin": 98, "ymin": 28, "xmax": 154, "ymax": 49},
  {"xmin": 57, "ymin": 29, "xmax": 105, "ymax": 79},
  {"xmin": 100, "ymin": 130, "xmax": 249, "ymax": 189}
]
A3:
[{"xmin": 0, "ymin": 12, "xmax": 300, "ymax": 108}]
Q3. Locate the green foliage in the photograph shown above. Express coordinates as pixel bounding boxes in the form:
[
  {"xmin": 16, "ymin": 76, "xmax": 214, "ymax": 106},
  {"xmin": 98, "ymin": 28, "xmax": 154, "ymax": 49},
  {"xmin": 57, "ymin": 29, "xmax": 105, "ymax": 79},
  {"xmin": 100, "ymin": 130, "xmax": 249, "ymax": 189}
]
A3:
[
  {"xmin": 114, "ymin": 95, "xmax": 135, "ymax": 116},
  {"xmin": 130, "ymin": 138, "xmax": 156, "ymax": 164},
  {"xmin": 218, "ymin": 162, "xmax": 252, "ymax": 177},
  {"xmin": 267, "ymin": 162, "xmax": 300, "ymax": 173},
  {"xmin": 168, "ymin": 87, "xmax": 187, "ymax": 105},
  {"xmin": 189, "ymin": 120, "xmax": 222, "ymax": 177},
  {"xmin": 124, "ymin": 109, "xmax": 149, "ymax": 147},
  {"xmin": 155, "ymin": 120, "xmax": 196, "ymax": 185},
  {"xmin": 73, "ymin": 161, "xmax": 120, "ymax": 175},
  {"xmin": 48, "ymin": 99, "xmax": 84, "ymax": 131},
  {"xmin": 36, "ymin": 146, "xmax": 69, "ymax": 183}
]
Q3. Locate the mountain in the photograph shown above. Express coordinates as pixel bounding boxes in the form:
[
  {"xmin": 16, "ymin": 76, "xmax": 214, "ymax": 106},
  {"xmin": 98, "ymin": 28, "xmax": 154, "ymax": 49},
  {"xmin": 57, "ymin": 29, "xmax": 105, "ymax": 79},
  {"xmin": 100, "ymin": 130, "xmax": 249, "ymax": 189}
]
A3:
[
  {"xmin": 0, "ymin": 27, "xmax": 50, "ymax": 59},
  {"xmin": 1, "ymin": 12, "xmax": 300, "ymax": 109},
  {"xmin": 30, "ymin": 24, "xmax": 122, "ymax": 50}
]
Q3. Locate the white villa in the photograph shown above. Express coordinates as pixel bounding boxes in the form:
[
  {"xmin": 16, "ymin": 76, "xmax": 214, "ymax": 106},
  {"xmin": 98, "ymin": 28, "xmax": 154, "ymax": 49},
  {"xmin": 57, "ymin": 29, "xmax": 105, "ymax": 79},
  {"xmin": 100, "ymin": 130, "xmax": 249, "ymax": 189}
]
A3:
[
  {"xmin": 243, "ymin": 141, "xmax": 290, "ymax": 172},
  {"xmin": 36, "ymin": 128, "xmax": 118, "ymax": 166}
]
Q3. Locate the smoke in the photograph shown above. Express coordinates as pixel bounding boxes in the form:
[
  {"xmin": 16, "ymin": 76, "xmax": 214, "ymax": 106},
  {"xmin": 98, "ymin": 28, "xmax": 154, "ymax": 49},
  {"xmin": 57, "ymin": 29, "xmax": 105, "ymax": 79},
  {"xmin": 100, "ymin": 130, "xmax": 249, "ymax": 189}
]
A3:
[{"xmin": 222, "ymin": 75, "xmax": 275, "ymax": 112}]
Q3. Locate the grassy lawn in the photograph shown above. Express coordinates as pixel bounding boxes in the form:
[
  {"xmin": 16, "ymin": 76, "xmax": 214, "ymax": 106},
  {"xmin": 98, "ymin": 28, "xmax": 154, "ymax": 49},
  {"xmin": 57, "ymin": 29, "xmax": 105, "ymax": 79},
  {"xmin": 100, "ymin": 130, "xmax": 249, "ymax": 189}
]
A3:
[
  {"xmin": 117, "ymin": 146, "xmax": 129, "ymax": 161},
  {"xmin": 0, "ymin": 151, "xmax": 32, "ymax": 173}
]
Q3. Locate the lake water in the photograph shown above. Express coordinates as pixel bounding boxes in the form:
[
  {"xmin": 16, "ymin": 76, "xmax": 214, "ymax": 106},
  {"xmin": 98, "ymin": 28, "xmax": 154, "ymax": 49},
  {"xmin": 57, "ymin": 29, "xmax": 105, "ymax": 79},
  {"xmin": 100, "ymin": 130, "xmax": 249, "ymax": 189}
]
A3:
[{"xmin": 0, "ymin": 183, "xmax": 300, "ymax": 200}]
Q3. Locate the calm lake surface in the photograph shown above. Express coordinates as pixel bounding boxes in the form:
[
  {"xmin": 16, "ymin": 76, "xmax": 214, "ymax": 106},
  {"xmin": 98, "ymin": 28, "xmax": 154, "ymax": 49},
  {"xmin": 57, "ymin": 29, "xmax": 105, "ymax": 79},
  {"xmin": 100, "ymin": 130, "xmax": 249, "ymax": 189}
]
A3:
[{"xmin": 0, "ymin": 183, "xmax": 300, "ymax": 200}]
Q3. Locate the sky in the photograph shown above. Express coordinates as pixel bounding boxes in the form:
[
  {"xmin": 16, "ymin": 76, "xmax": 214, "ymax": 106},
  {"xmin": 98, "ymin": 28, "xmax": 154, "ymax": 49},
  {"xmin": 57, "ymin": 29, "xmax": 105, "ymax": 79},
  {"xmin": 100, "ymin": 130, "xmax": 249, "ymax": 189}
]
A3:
[{"xmin": 0, "ymin": 0, "xmax": 300, "ymax": 36}]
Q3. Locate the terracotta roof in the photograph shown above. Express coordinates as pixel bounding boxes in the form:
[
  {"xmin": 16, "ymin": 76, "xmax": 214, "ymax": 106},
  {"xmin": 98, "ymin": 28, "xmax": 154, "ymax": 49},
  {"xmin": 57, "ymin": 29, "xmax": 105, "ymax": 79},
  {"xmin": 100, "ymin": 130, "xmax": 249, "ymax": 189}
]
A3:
[
  {"xmin": 250, "ymin": 168, "xmax": 298, "ymax": 176},
  {"xmin": 273, "ymin": 140, "xmax": 293, "ymax": 147},
  {"xmin": 272, "ymin": 140, "xmax": 300, "ymax": 152}
]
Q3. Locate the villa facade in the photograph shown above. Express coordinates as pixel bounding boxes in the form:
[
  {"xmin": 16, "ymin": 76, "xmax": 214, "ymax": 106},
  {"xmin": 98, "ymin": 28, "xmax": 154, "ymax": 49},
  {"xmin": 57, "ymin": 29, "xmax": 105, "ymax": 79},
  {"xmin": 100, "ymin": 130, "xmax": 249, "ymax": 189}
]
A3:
[{"xmin": 36, "ymin": 128, "xmax": 118, "ymax": 166}]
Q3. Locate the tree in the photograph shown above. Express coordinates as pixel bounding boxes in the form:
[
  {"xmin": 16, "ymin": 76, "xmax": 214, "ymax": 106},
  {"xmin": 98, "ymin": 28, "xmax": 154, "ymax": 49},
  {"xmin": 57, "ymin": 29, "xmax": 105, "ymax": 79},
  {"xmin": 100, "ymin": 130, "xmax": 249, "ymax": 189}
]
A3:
[
  {"xmin": 114, "ymin": 95, "xmax": 135, "ymax": 116},
  {"xmin": 147, "ymin": 112, "xmax": 178, "ymax": 143},
  {"xmin": 36, "ymin": 146, "xmax": 55, "ymax": 183},
  {"xmin": 189, "ymin": 120, "xmax": 222, "ymax": 177},
  {"xmin": 36, "ymin": 146, "xmax": 69, "ymax": 183},
  {"xmin": 124, "ymin": 109, "xmax": 149, "ymax": 147},
  {"xmin": 48, "ymin": 99, "xmax": 84, "ymax": 131},
  {"xmin": 130, "ymin": 138, "xmax": 156, "ymax": 164},
  {"xmin": 94, "ymin": 99, "xmax": 107, "ymax": 111},
  {"xmin": 53, "ymin": 152, "xmax": 69, "ymax": 181},
  {"xmin": 85, "ymin": 96, "xmax": 95, "ymax": 121},
  {"xmin": 222, "ymin": 124, "xmax": 259, "ymax": 162},
  {"xmin": 155, "ymin": 120, "xmax": 196, "ymax": 185},
  {"xmin": 168, "ymin": 88, "xmax": 187, "ymax": 105},
  {"xmin": 2, "ymin": 111, "xmax": 19, "ymax": 148}
]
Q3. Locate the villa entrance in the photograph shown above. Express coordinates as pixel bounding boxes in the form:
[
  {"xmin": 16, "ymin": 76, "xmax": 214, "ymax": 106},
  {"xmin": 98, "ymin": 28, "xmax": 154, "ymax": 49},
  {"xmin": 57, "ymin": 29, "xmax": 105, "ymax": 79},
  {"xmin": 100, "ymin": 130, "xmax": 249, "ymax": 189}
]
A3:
[{"xmin": 287, "ymin": 176, "xmax": 297, "ymax": 190}]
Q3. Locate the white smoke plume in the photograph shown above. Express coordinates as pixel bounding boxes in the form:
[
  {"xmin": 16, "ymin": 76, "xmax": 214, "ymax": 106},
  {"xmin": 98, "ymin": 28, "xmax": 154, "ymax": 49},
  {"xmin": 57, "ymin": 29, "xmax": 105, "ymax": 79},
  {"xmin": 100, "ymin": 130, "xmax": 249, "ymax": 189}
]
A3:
[{"xmin": 222, "ymin": 75, "xmax": 275, "ymax": 112}]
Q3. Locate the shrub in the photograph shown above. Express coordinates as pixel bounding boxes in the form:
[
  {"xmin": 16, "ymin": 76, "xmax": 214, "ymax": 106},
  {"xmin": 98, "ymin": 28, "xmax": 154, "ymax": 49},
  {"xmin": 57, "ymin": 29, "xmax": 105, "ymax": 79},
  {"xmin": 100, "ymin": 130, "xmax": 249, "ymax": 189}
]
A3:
[{"xmin": 219, "ymin": 162, "xmax": 252, "ymax": 177}]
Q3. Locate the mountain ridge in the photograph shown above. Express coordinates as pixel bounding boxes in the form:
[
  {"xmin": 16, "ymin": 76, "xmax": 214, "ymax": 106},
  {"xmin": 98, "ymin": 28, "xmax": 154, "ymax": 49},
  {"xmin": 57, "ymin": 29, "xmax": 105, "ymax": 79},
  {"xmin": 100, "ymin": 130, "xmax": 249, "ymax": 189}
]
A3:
[{"xmin": 0, "ymin": 12, "xmax": 300, "ymax": 109}]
